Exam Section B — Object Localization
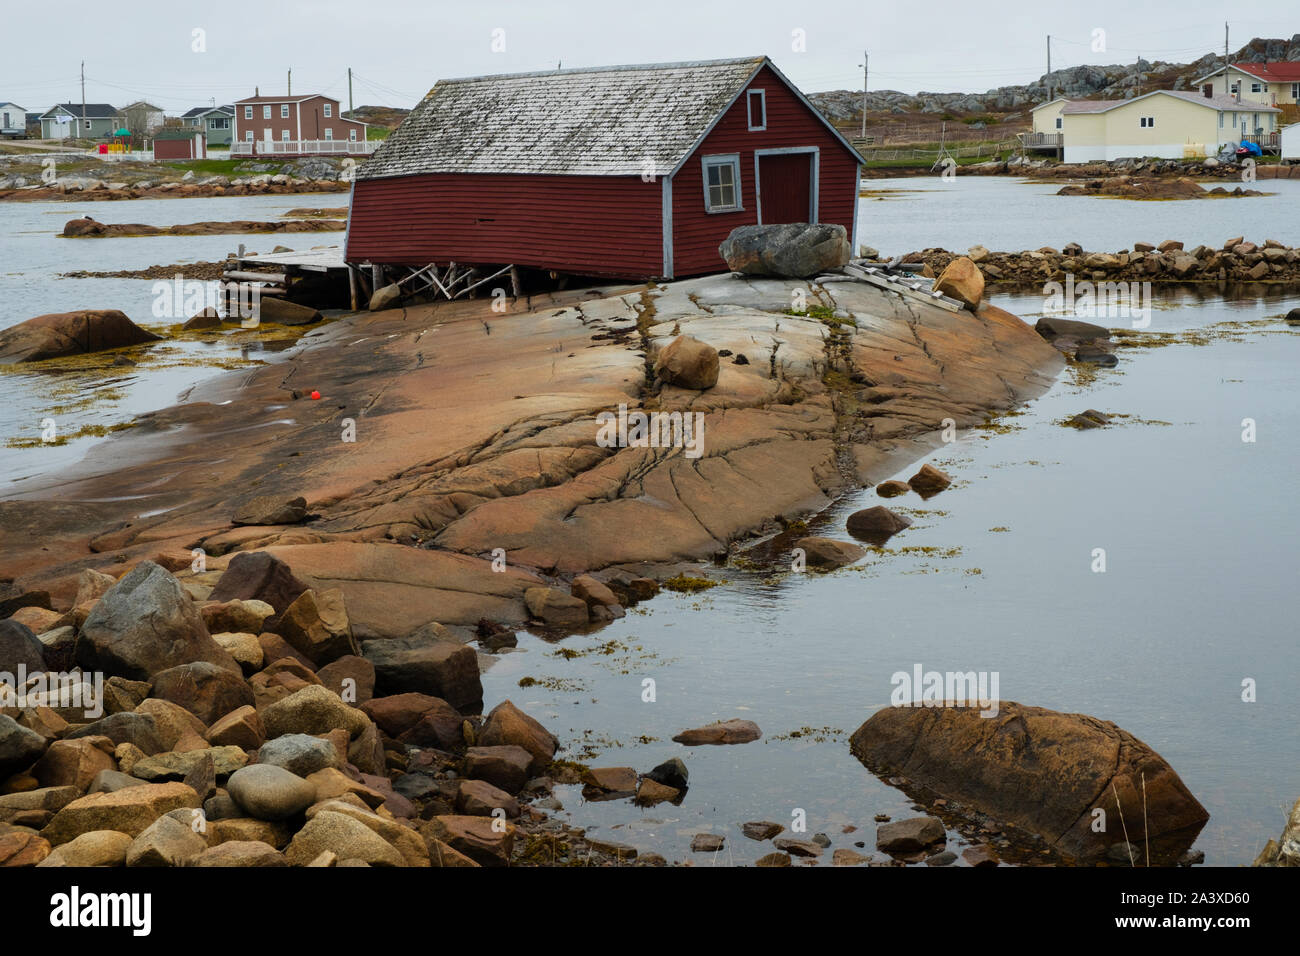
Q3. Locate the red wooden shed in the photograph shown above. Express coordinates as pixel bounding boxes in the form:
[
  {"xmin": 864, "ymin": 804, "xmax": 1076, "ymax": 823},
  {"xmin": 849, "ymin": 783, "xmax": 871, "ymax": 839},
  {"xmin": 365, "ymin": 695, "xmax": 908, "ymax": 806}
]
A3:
[{"xmin": 345, "ymin": 56, "xmax": 865, "ymax": 281}]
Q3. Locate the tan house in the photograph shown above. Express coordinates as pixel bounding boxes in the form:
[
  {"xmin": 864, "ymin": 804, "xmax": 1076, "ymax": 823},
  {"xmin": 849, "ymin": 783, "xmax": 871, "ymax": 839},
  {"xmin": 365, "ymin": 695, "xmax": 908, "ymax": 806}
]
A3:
[{"xmin": 1059, "ymin": 89, "xmax": 1280, "ymax": 162}]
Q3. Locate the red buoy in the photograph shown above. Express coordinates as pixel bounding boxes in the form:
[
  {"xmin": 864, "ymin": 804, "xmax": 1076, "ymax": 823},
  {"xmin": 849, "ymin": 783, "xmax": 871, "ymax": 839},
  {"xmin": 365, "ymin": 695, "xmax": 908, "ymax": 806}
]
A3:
[{"xmin": 310, "ymin": 390, "xmax": 321, "ymax": 400}]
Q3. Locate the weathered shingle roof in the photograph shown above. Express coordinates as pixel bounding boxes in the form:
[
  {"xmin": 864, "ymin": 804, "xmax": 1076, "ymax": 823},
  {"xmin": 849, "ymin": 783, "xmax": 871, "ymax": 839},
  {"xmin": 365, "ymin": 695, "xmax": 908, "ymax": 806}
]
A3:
[{"xmin": 358, "ymin": 56, "xmax": 768, "ymax": 180}]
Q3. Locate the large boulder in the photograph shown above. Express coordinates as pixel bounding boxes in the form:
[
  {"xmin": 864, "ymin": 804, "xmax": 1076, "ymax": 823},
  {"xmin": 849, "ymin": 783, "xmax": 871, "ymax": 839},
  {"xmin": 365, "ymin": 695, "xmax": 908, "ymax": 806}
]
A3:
[
  {"xmin": 523, "ymin": 587, "xmax": 589, "ymax": 628},
  {"xmin": 149, "ymin": 661, "xmax": 254, "ymax": 725},
  {"xmin": 284, "ymin": 810, "xmax": 404, "ymax": 866},
  {"xmin": 653, "ymin": 335, "xmax": 720, "ymax": 390},
  {"xmin": 719, "ymin": 223, "xmax": 850, "ymax": 278},
  {"xmin": 477, "ymin": 700, "xmax": 557, "ymax": 773},
  {"xmin": 845, "ymin": 506, "xmax": 912, "ymax": 544},
  {"xmin": 276, "ymin": 588, "xmax": 359, "ymax": 665},
  {"xmin": 260, "ymin": 684, "xmax": 369, "ymax": 740},
  {"xmin": 226, "ymin": 764, "xmax": 316, "ymax": 821},
  {"xmin": 75, "ymin": 562, "xmax": 240, "ymax": 681},
  {"xmin": 256, "ymin": 297, "xmax": 321, "ymax": 326},
  {"xmin": 0, "ymin": 714, "xmax": 48, "ymax": 779},
  {"xmin": 362, "ymin": 637, "xmax": 482, "ymax": 712},
  {"xmin": 848, "ymin": 701, "xmax": 1209, "ymax": 863},
  {"xmin": 0, "ymin": 310, "xmax": 161, "ymax": 364},
  {"xmin": 0, "ymin": 619, "xmax": 47, "ymax": 673},
  {"xmin": 793, "ymin": 536, "xmax": 866, "ymax": 571},
  {"xmin": 207, "ymin": 552, "xmax": 309, "ymax": 632},
  {"xmin": 933, "ymin": 256, "xmax": 984, "ymax": 310},
  {"xmin": 231, "ymin": 495, "xmax": 308, "ymax": 526},
  {"xmin": 40, "ymin": 782, "xmax": 200, "ymax": 845}
]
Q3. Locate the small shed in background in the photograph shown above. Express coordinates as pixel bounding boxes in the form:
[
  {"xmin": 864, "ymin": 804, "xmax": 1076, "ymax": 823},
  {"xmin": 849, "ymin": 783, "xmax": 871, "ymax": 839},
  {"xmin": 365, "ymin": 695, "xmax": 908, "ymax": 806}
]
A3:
[{"xmin": 154, "ymin": 128, "xmax": 207, "ymax": 160}]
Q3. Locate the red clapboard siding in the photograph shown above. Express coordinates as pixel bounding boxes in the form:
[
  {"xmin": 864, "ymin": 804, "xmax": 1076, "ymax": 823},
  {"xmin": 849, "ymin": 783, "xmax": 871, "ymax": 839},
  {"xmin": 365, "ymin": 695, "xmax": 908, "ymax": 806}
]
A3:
[
  {"xmin": 346, "ymin": 172, "xmax": 663, "ymax": 278},
  {"xmin": 670, "ymin": 64, "xmax": 860, "ymax": 278}
]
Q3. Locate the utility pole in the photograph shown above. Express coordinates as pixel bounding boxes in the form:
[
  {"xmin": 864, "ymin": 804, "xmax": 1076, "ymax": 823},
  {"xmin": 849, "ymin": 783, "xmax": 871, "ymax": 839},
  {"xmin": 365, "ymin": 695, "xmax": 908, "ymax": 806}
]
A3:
[
  {"xmin": 80, "ymin": 61, "xmax": 85, "ymax": 137},
  {"xmin": 861, "ymin": 51, "xmax": 868, "ymax": 140},
  {"xmin": 287, "ymin": 68, "xmax": 292, "ymax": 96},
  {"xmin": 348, "ymin": 67, "xmax": 353, "ymax": 115},
  {"xmin": 1040, "ymin": 36, "xmax": 1050, "ymax": 100}
]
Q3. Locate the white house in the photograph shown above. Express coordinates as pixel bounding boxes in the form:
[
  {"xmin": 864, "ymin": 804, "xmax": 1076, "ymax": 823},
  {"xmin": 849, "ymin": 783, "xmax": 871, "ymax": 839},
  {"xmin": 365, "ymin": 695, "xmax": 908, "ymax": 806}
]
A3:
[
  {"xmin": 1282, "ymin": 123, "xmax": 1300, "ymax": 160},
  {"xmin": 0, "ymin": 102, "xmax": 26, "ymax": 138},
  {"xmin": 1061, "ymin": 89, "xmax": 1280, "ymax": 163}
]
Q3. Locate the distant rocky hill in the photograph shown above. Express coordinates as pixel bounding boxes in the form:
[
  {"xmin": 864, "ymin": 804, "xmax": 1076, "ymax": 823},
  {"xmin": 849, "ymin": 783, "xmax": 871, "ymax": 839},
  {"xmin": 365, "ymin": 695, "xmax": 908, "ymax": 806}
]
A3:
[
  {"xmin": 342, "ymin": 104, "xmax": 410, "ymax": 129},
  {"xmin": 809, "ymin": 34, "xmax": 1300, "ymax": 120}
]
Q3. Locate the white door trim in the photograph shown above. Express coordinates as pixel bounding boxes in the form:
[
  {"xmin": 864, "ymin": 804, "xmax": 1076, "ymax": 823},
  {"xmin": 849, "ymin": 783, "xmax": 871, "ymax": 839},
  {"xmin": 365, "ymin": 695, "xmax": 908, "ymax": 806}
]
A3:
[{"xmin": 753, "ymin": 146, "xmax": 819, "ymax": 225}]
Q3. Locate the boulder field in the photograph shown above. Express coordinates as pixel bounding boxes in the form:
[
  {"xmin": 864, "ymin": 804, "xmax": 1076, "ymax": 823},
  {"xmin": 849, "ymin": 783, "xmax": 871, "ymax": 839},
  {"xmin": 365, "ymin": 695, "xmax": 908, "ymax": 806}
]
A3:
[{"xmin": 0, "ymin": 272, "xmax": 1060, "ymax": 636}]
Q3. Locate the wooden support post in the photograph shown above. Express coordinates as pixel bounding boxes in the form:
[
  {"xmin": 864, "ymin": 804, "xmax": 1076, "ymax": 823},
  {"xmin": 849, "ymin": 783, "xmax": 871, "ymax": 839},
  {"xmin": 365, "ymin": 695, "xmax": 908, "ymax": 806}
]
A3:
[
  {"xmin": 509, "ymin": 264, "xmax": 522, "ymax": 299},
  {"xmin": 371, "ymin": 264, "xmax": 383, "ymax": 291},
  {"xmin": 348, "ymin": 264, "xmax": 359, "ymax": 310}
]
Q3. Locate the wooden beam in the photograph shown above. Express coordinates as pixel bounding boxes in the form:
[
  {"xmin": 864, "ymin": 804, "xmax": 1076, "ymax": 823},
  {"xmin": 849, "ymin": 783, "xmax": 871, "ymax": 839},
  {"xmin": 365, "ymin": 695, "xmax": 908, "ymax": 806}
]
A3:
[
  {"xmin": 453, "ymin": 263, "xmax": 513, "ymax": 299},
  {"xmin": 347, "ymin": 264, "xmax": 358, "ymax": 311}
]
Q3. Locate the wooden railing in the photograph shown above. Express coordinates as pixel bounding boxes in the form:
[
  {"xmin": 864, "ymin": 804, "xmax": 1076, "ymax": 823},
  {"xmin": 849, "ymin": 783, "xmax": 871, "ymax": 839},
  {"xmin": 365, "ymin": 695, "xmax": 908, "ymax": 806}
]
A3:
[
  {"xmin": 230, "ymin": 140, "xmax": 378, "ymax": 157},
  {"xmin": 1019, "ymin": 131, "xmax": 1063, "ymax": 148}
]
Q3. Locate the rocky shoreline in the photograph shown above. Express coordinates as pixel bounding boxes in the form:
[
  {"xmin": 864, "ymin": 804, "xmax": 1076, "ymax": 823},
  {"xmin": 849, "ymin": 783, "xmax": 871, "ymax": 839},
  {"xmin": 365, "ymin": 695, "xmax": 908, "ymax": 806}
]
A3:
[
  {"xmin": 897, "ymin": 237, "xmax": 1300, "ymax": 286},
  {"xmin": 0, "ymin": 256, "xmax": 1246, "ymax": 867}
]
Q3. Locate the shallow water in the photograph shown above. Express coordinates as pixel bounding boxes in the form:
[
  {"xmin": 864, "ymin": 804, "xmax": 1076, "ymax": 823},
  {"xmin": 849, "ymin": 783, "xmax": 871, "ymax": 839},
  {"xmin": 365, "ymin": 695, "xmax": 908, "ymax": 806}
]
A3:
[
  {"xmin": 484, "ymin": 287, "xmax": 1300, "ymax": 866},
  {"xmin": 0, "ymin": 195, "xmax": 345, "ymax": 485}
]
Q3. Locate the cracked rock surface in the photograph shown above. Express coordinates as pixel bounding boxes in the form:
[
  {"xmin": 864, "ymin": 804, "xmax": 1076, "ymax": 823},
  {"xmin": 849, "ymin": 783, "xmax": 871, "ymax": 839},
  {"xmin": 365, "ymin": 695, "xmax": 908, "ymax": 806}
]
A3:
[{"xmin": 0, "ymin": 274, "xmax": 1061, "ymax": 635}]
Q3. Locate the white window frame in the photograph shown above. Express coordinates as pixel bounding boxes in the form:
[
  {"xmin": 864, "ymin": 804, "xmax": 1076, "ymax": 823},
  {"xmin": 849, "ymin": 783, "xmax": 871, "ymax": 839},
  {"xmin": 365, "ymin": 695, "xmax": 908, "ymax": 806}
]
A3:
[
  {"xmin": 1251, "ymin": 82, "xmax": 1262, "ymax": 93},
  {"xmin": 244, "ymin": 105, "xmax": 253, "ymax": 119},
  {"xmin": 323, "ymin": 103, "xmax": 332, "ymax": 118},
  {"xmin": 245, "ymin": 130, "xmax": 253, "ymax": 142},
  {"xmin": 262, "ymin": 105, "xmax": 271, "ymax": 119},
  {"xmin": 701, "ymin": 153, "xmax": 742, "ymax": 213},
  {"xmin": 746, "ymin": 89, "xmax": 766, "ymax": 131},
  {"xmin": 348, "ymin": 128, "xmax": 357, "ymax": 141},
  {"xmin": 280, "ymin": 129, "xmax": 290, "ymax": 141},
  {"xmin": 1293, "ymin": 83, "xmax": 1300, "ymax": 99},
  {"xmin": 324, "ymin": 128, "xmax": 333, "ymax": 140},
  {"xmin": 1139, "ymin": 116, "xmax": 1155, "ymax": 128},
  {"xmin": 280, "ymin": 104, "xmax": 289, "ymax": 118},
  {"xmin": 1055, "ymin": 117, "xmax": 1062, "ymax": 129}
]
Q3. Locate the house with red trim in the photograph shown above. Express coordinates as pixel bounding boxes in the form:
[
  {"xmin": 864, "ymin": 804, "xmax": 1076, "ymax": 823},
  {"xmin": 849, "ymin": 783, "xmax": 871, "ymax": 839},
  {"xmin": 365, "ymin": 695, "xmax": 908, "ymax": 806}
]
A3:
[
  {"xmin": 345, "ymin": 56, "xmax": 865, "ymax": 281},
  {"xmin": 231, "ymin": 92, "xmax": 371, "ymax": 157}
]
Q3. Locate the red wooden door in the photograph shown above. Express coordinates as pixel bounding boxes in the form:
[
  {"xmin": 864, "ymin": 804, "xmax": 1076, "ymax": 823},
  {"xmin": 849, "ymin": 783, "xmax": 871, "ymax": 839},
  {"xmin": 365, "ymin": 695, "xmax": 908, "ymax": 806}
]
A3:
[{"xmin": 757, "ymin": 152, "xmax": 813, "ymax": 224}]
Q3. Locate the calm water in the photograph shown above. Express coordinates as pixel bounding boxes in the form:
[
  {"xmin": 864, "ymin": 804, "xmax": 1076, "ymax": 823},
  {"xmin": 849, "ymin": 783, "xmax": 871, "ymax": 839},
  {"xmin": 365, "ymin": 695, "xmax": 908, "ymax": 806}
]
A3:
[
  {"xmin": 857, "ymin": 175, "xmax": 1300, "ymax": 254},
  {"xmin": 3, "ymin": 181, "xmax": 1298, "ymax": 865},
  {"xmin": 0, "ymin": 195, "xmax": 344, "ymax": 485}
]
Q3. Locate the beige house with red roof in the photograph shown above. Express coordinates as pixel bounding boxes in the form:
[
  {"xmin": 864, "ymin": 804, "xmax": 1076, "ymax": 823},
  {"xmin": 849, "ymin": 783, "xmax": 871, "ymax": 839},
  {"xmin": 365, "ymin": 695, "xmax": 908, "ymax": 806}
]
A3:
[{"xmin": 1190, "ymin": 62, "xmax": 1300, "ymax": 108}]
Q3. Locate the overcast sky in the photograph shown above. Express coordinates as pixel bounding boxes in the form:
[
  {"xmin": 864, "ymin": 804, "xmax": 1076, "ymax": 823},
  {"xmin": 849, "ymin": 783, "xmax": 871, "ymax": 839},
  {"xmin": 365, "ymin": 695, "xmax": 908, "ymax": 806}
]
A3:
[{"xmin": 5, "ymin": 1, "xmax": 1298, "ymax": 113}]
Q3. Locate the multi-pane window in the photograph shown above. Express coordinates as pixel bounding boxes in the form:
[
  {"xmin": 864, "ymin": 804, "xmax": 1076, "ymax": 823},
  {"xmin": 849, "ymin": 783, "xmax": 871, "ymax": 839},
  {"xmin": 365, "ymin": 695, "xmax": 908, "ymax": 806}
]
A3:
[
  {"xmin": 280, "ymin": 129, "xmax": 290, "ymax": 141},
  {"xmin": 323, "ymin": 103, "xmax": 332, "ymax": 117},
  {"xmin": 244, "ymin": 105, "xmax": 253, "ymax": 119},
  {"xmin": 702, "ymin": 155, "xmax": 741, "ymax": 212},
  {"xmin": 262, "ymin": 105, "xmax": 271, "ymax": 119},
  {"xmin": 280, "ymin": 104, "xmax": 289, "ymax": 118}
]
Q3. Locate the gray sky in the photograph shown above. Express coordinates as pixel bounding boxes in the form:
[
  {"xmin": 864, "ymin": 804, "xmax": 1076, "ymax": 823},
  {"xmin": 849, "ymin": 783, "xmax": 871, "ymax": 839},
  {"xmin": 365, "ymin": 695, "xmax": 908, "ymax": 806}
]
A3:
[{"xmin": 4, "ymin": 0, "xmax": 1297, "ymax": 113}]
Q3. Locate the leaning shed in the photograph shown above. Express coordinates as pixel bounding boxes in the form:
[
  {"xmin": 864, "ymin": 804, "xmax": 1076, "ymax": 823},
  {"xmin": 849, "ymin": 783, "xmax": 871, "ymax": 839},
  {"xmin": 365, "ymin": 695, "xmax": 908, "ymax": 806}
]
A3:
[{"xmin": 345, "ymin": 56, "xmax": 865, "ymax": 284}]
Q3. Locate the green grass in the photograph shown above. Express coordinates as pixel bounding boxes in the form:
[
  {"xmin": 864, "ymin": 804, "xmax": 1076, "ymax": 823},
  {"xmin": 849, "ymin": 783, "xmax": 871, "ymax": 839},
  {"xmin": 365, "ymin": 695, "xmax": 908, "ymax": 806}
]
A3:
[
  {"xmin": 163, "ymin": 158, "xmax": 246, "ymax": 176},
  {"xmin": 366, "ymin": 127, "xmax": 391, "ymax": 140},
  {"xmin": 861, "ymin": 149, "xmax": 1017, "ymax": 170}
]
